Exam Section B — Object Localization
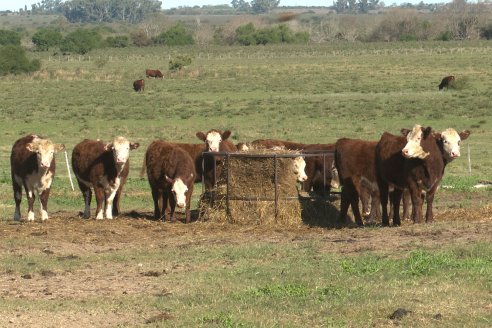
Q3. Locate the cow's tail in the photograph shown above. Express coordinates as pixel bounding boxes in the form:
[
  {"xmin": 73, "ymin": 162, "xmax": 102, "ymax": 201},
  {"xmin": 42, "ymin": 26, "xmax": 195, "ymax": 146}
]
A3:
[{"xmin": 139, "ymin": 156, "xmax": 147, "ymax": 179}]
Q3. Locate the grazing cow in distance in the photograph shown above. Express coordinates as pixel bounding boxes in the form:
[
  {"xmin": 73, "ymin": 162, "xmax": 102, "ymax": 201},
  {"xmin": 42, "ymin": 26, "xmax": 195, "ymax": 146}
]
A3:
[
  {"xmin": 146, "ymin": 69, "xmax": 163, "ymax": 78},
  {"xmin": 133, "ymin": 79, "xmax": 145, "ymax": 92},
  {"xmin": 439, "ymin": 75, "xmax": 455, "ymax": 91},
  {"xmin": 144, "ymin": 140, "xmax": 195, "ymax": 223},
  {"xmin": 72, "ymin": 137, "xmax": 139, "ymax": 220},
  {"xmin": 11, "ymin": 135, "xmax": 65, "ymax": 221}
]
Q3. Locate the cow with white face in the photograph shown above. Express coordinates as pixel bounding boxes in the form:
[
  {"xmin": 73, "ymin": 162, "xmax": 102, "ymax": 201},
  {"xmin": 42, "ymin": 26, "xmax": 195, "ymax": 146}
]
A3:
[
  {"xmin": 11, "ymin": 135, "xmax": 65, "ymax": 221},
  {"xmin": 143, "ymin": 140, "xmax": 195, "ymax": 223},
  {"xmin": 439, "ymin": 128, "xmax": 470, "ymax": 162},
  {"xmin": 401, "ymin": 124, "xmax": 431, "ymax": 159},
  {"xmin": 196, "ymin": 129, "xmax": 232, "ymax": 152},
  {"xmin": 293, "ymin": 156, "xmax": 308, "ymax": 183},
  {"xmin": 72, "ymin": 137, "xmax": 139, "ymax": 220}
]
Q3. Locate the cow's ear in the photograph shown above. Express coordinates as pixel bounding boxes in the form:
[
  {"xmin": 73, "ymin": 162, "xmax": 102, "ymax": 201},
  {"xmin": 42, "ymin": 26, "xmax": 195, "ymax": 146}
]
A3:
[
  {"xmin": 400, "ymin": 128, "xmax": 411, "ymax": 137},
  {"xmin": 459, "ymin": 130, "xmax": 471, "ymax": 141},
  {"xmin": 104, "ymin": 143, "xmax": 113, "ymax": 151},
  {"xmin": 222, "ymin": 130, "xmax": 232, "ymax": 140},
  {"xmin": 196, "ymin": 132, "xmax": 206, "ymax": 141},
  {"xmin": 433, "ymin": 133, "xmax": 442, "ymax": 141},
  {"xmin": 422, "ymin": 126, "xmax": 433, "ymax": 138},
  {"xmin": 130, "ymin": 142, "xmax": 140, "ymax": 150},
  {"xmin": 26, "ymin": 143, "xmax": 37, "ymax": 152},
  {"xmin": 55, "ymin": 144, "xmax": 65, "ymax": 152}
]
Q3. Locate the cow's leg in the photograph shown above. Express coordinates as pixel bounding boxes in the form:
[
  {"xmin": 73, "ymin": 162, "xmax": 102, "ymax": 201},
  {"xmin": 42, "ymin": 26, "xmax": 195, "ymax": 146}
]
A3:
[
  {"xmin": 105, "ymin": 180, "xmax": 120, "ymax": 219},
  {"xmin": 402, "ymin": 189, "xmax": 411, "ymax": 220},
  {"xmin": 39, "ymin": 188, "xmax": 51, "ymax": 221},
  {"xmin": 379, "ymin": 181, "xmax": 390, "ymax": 226},
  {"xmin": 408, "ymin": 182, "xmax": 423, "ymax": 223},
  {"xmin": 349, "ymin": 179, "xmax": 364, "ymax": 226},
  {"xmin": 25, "ymin": 186, "xmax": 36, "ymax": 221},
  {"xmin": 359, "ymin": 182, "xmax": 371, "ymax": 218},
  {"xmin": 94, "ymin": 187, "xmax": 105, "ymax": 220},
  {"xmin": 162, "ymin": 190, "xmax": 170, "ymax": 222},
  {"xmin": 338, "ymin": 183, "xmax": 351, "ymax": 224},
  {"xmin": 390, "ymin": 188, "xmax": 403, "ymax": 226},
  {"xmin": 168, "ymin": 192, "xmax": 177, "ymax": 223},
  {"xmin": 185, "ymin": 193, "xmax": 191, "ymax": 224},
  {"xmin": 367, "ymin": 188, "xmax": 381, "ymax": 222},
  {"xmin": 12, "ymin": 176, "xmax": 22, "ymax": 221},
  {"xmin": 77, "ymin": 181, "xmax": 92, "ymax": 219},
  {"xmin": 151, "ymin": 188, "xmax": 161, "ymax": 220},
  {"xmin": 112, "ymin": 187, "xmax": 122, "ymax": 217},
  {"xmin": 425, "ymin": 184, "xmax": 439, "ymax": 223}
]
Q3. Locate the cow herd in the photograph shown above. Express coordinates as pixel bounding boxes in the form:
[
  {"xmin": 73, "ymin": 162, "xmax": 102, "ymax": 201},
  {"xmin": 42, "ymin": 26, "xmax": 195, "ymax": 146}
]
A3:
[{"xmin": 9, "ymin": 125, "xmax": 469, "ymax": 227}]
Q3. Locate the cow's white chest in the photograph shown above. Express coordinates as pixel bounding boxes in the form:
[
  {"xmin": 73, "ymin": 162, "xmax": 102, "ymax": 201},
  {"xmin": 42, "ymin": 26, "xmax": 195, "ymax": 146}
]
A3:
[{"xmin": 22, "ymin": 170, "xmax": 53, "ymax": 193}]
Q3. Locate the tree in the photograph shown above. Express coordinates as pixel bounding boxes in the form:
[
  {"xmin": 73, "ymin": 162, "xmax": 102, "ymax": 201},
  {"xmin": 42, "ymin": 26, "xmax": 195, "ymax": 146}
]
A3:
[
  {"xmin": 0, "ymin": 45, "xmax": 41, "ymax": 76},
  {"xmin": 32, "ymin": 29, "xmax": 63, "ymax": 51},
  {"xmin": 60, "ymin": 29, "xmax": 102, "ymax": 54},
  {"xmin": 231, "ymin": 0, "xmax": 251, "ymax": 11},
  {"xmin": 154, "ymin": 23, "xmax": 194, "ymax": 46},
  {"xmin": 251, "ymin": 0, "xmax": 280, "ymax": 14}
]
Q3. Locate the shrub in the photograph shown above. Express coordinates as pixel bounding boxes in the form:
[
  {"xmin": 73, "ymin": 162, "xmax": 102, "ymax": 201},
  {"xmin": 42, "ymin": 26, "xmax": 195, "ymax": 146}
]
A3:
[
  {"xmin": 130, "ymin": 30, "xmax": 152, "ymax": 47},
  {"xmin": 0, "ymin": 29, "xmax": 21, "ymax": 46},
  {"xmin": 169, "ymin": 55, "xmax": 192, "ymax": 72},
  {"xmin": 154, "ymin": 23, "xmax": 194, "ymax": 46},
  {"xmin": 105, "ymin": 35, "xmax": 129, "ymax": 48},
  {"xmin": 32, "ymin": 28, "xmax": 62, "ymax": 51},
  {"xmin": 60, "ymin": 28, "xmax": 102, "ymax": 54},
  {"xmin": 0, "ymin": 45, "xmax": 41, "ymax": 76},
  {"xmin": 480, "ymin": 24, "xmax": 492, "ymax": 40},
  {"xmin": 235, "ymin": 23, "xmax": 256, "ymax": 45},
  {"xmin": 235, "ymin": 23, "xmax": 309, "ymax": 45},
  {"xmin": 436, "ymin": 30, "xmax": 453, "ymax": 41}
]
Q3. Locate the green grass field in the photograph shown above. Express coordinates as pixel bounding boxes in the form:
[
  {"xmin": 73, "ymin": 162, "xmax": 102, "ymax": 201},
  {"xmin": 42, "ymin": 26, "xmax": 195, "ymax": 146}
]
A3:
[{"xmin": 0, "ymin": 41, "xmax": 491, "ymax": 327}]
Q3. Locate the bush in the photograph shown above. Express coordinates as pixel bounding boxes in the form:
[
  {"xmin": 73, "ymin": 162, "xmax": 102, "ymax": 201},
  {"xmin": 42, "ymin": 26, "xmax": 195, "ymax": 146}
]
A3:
[
  {"xmin": 235, "ymin": 23, "xmax": 309, "ymax": 45},
  {"xmin": 105, "ymin": 35, "xmax": 129, "ymax": 48},
  {"xmin": 130, "ymin": 30, "xmax": 152, "ymax": 47},
  {"xmin": 436, "ymin": 30, "xmax": 453, "ymax": 41},
  {"xmin": 60, "ymin": 28, "xmax": 102, "ymax": 54},
  {"xmin": 169, "ymin": 55, "xmax": 192, "ymax": 72},
  {"xmin": 0, "ymin": 29, "xmax": 21, "ymax": 46},
  {"xmin": 32, "ymin": 28, "xmax": 62, "ymax": 51},
  {"xmin": 154, "ymin": 23, "xmax": 194, "ymax": 46},
  {"xmin": 480, "ymin": 24, "xmax": 492, "ymax": 40},
  {"xmin": 236, "ymin": 23, "xmax": 257, "ymax": 45},
  {"xmin": 0, "ymin": 45, "xmax": 41, "ymax": 76}
]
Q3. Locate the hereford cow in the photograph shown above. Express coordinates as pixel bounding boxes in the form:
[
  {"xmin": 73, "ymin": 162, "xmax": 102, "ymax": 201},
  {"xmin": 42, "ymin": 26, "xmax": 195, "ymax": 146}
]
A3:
[
  {"xmin": 72, "ymin": 137, "xmax": 139, "ymax": 220},
  {"xmin": 11, "ymin": 135, "xmax": 65, "ymax": 221},
  {"xmin": 133, "ymin": 79, "xmax": 145, "ymax": 92},
  {"xmin": 439, "ymin": 75, "xmax": 455, "ymax": 91},
  {"xmin": 146, "ymin": 69, "xmax": 163, "ymax": 78},
  {"xmin": 335, "ymin": 138, "xmax": 380, "ymax": 226},
  {"xmin": 144, "ymin": 141, "xmax": 195, "ymax": 223},
  {"xmin": 301, "ymin": 143, "xmax": 337, "ymax": 196},
  {"xmin": 251, "ymin": 139, "xmax": 306, "ymax": 151}
]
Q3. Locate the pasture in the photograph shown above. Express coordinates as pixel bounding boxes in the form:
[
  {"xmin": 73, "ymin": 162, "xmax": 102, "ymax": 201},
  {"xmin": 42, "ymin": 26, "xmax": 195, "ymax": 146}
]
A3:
[{"xmin": 0, "ymin": 41, "xmax": 491, "ymax": 327}]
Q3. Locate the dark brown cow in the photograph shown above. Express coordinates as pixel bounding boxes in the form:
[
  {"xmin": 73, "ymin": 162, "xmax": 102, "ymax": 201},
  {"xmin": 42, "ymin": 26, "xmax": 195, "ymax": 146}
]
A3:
[
  {"xmin": 335, "ymin": 138, "xmax": 380, "ymax": 226},
  {"xmin": 439, "ymin": 75, "xmax": 455, "ymax": 91},
  {"xmin": 146, "ymin": 69, "xmax": 163, "ymax": 78},
  {"xmin": 72, "ymin": 137, "xmax": 139, "ymax": 220},
  {"xmin": 133, "ymin": 79, "xmax": 145, "ymax": 92},
  {"xmin": 11, "ymin": 134, "xmax": 65, "ymax": 221},
  {"xmin": 144, "ymin": 141, "xmax": 195, "ymax": 223}
]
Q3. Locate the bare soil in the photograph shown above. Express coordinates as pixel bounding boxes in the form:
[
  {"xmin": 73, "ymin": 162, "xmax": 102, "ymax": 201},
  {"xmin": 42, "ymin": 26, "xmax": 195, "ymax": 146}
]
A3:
[{"xmin": 0, "ymin": 195, "xmax": 491, "ymax": 327}]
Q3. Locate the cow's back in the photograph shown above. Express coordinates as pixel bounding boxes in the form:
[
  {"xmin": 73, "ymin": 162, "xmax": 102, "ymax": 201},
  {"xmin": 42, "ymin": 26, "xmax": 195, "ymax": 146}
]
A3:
[
  {"xmin": 72, "ymin": 139, "xmax": 119, "ymax": 183},
  {"xmin": 335, "ymin": 139, "xmax": 377, "ymax": 181},
  {"xmin": 146, "ymin": 141, "xmax": 194, "ymax": 186},
  {"xmin": 11, "ymin": 135, "xmax": 39, "ymax": 177},
  {"xmin": 375, "ymin": 132, "xmax": 407, "ymax": 188}
]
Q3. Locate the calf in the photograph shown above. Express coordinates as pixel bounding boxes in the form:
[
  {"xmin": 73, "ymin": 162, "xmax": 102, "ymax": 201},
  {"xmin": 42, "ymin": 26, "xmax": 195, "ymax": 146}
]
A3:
[
  {"xmin": 335, "ymin": 138, "xmax": 380, "ymax": 226},
  {"xmin": 301, "ymin": 143, "xmax": 337, "ymax": 196},
  {"xmin": 144, "ymin": 141, "xmax": 195, "ymax": 223},
  {"xmin": 376, "ymin": 125, "xmax": 443, "ymax": 226},
  {"xmin": 146, "ymin": 69, "xmax": 163, "ymax": 78},
  {"xmin": 11, "ymin": 135, "xmax": 65, "ymax": 221},
  {"xmin": 72, "ymin": 137, "xmax": 139, "ymax": 220},
  {"xmin": 439, "ymin": 75, "xmax": 455, "ymax": 91},
  {"xmin": 133, "ymin": 79, "xmax": 145, "ymax": 92}
]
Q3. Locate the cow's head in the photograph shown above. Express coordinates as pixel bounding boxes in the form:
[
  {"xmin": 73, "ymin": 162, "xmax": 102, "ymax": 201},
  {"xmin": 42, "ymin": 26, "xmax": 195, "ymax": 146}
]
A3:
[
  {"xmin": 401, "ymin": 124, "xmax": 432, "ymax": 159},
  {"xmin": 166, "ymin": 174, "xmax": 193, "ymax": 208},
  {"xmin": 438, "ymin": 128, "xmax": 470, "ymax": 162},
  {"xmin": 196, "ymin": 129, "xmax": 231, "ymax": 152},
  {"xmin": 293, "ymin": 156, "xmax": 308, "ymax": 182},
  {"xmin": 27, "ymin": 138, "xmax": 65, "ymax": 169},
  {"xmin": 105, "ymin": 136, "xmax": 139, "ymax": 167}
]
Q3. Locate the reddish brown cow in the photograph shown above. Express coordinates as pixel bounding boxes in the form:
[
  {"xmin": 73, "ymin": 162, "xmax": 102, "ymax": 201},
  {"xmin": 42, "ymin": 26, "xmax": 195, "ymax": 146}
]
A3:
[
  {"xmin": 72, "ymin": 137, "xmax": 139, "ymax": 220},
  {"xmin": 439, "ymin": 75, "xmax": 455, "ymax": 91},
  {"xmin": 251, "ymin": 139, "xmax": 306, "ymax": 150},
  {"xmin": 133, "ymin": 79, "xmax": 145, "ymax": 92},
  {"xmin": 335, "ymin": 138, "xmax": 380, "ymax": 226},
  {"xmin": 11, "ymin": 135, "xmax": 65, "ymax": 221},
  {"xmin": 146, "ymin": 69, "xmax": 163, "ymax": 78},
  {"xmin": 144, "ymin": 141, "xmax": 195, "ymax": 223}
]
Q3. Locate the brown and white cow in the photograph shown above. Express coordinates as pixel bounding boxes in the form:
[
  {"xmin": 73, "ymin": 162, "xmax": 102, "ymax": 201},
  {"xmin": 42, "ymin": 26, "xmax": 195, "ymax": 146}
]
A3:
[
  {"xmin": 72, "ymin": 137, "xmax": 139, "ymax": 220},
  {"xmin": 439, "ymin": 75, "xmax": 455, "ymax": 91},
  {"xmin": 146, "ymin": 69, "xmax": 163, "ymax": 78},
  {"xmin": 11, "ymin": 135, "xmax": 65, "ymax": 221},
  {"xmin": 144, "ymin": 141, "xmax": 195, "ymax": 223},
  {"xmin": 133, "ymin": 79, "xmax": 145, "ymax": 92},
  {"xmin": 375, "ymin": 125, "xmax": 469, "ymax": 226}
]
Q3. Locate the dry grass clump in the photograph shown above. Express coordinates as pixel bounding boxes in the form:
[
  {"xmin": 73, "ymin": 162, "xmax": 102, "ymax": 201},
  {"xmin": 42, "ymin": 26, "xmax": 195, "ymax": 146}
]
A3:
[{"xmin": 200, "ymin": 148, "xmax": 305, "ymax": 226}]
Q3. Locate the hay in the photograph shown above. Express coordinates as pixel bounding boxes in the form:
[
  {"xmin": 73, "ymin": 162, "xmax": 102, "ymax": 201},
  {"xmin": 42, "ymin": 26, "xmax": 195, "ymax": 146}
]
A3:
[{"xmin": 199, "ymin": 148, "xmax": 305, "ymax": 226}]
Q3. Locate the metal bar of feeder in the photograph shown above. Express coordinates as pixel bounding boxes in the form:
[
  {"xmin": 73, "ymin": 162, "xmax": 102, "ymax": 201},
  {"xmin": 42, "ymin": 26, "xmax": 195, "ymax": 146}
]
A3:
[
  {"xmin": 274, "ymin": 154, "xmax": 278, "ymax": 219},
  {"xmin": 226, "ymin": 153, "xmax": 230, "ymax": 217}
]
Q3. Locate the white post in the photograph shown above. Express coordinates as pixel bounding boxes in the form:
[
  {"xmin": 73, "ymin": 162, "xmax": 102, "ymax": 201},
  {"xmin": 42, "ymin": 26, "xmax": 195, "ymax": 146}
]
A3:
[{"xmin": 64, "ymin": 150, "xmax": 75, "ymax": 191}]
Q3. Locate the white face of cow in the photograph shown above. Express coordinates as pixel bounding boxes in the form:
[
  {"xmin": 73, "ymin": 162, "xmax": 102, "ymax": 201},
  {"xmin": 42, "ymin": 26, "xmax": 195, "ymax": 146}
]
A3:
[
  {"xmin": 440, "ymin": 128, "xmax": 470, "ymax": 162},
  {"xmin": 106, "ymin": 137, "xmax": 139, "ymax": 167},
  {"xmin": 27, "ymin": 138, "xmax": 65, "ymax": 169},
  {"xmin": 169, "ymin": 177, "xmax": 188, "ymax": 208},
  {"xmin": 293, "ymin": 157, "xmax": 308, "ymax": 182},
  {"xmin": 401, "ymin": 124, "xmax": 429, "ymax": 159},
  {"xmin": 205, "ymin": 131, "xmax": 222, "ymax": 152}
]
